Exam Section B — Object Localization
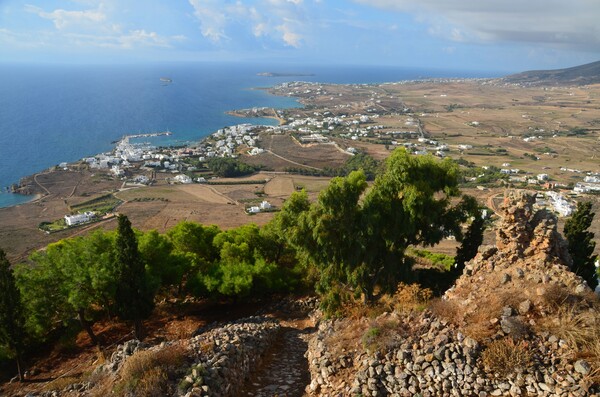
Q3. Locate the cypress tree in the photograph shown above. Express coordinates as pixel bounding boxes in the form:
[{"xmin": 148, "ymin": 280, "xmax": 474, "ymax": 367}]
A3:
[
  {"xmin": 454, "ymin": 212, "xmax": 486, "ymax": 274},
  {"xmin": 0, "ymin": 249, "xmax": 25, "ymax": 381},
  {"xmin": 564, "ymin": 201, "xmax": 598, "ymax": 290},
  {"xmin": 114, "ymin": 215, "xmax": 154, "ymax": 340}
]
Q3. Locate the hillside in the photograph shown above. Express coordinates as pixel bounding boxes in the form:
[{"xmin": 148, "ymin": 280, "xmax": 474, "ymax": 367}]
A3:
[
  {"xmin": 5, "ymin": 190, "xmax": 598, "ymax": 397},
  {"xmin": 503, "ymin": 60, "xmax": 600, "ymax": 86}
]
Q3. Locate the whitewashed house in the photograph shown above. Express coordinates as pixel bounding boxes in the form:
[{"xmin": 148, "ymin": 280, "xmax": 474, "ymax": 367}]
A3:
[
  {"xmin": 260, "ymin": 201, "xmax": 272, "ymax": 210},
  {"xmin": 174, "ymin": 174, "xmax": 192, "ymax": 184},
  {"xmin": 65, "ymin": 212, "xmax": 95, "ymax": 226}
]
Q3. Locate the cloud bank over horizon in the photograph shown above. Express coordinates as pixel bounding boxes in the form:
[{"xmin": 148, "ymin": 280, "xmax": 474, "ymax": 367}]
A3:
[{"xmin": 1, "ymin": 0, "xmax": 598, "ymax": 71}]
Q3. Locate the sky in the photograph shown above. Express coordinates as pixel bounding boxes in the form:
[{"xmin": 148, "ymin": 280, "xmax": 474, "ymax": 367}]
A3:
[{"xmin": 1, "ymin": 0, "xmax": 599, "ymax": 73}]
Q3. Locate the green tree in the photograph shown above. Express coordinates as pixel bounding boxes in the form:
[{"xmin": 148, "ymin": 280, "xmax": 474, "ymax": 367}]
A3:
[
  {"xmin": 114, "ymin": 215, "xmax": 154, "ymax": 340},
  {"xmin": 207, "ymin": 157, "xmax": 258, "ymax": 177},
  {"xmin": 138, "ymin": 230, "xmax": 188, "ymax": 295},
  {"xmin": 166, "ymin": 221, "xmax": 220, "ymax": 293},
  {"xmin": 261, "ymin": 190, "xmax": 311, "ymax": 267},
  {"xmin": 343, "ymin": 152, "xmax": 381, "ymax": 180},
  {"xmin": 17, "ymin": 232, "xmax": 117, "ymax": 347},
  {"xmin": 289, "ymin": 148, "xmax": 476, "ymax": 312},
  {"xmin": 564, "ymin": 201, "xmax": 598, "ymax": 289},
  {"xmin": 0, "ymin": 249, "xmax": 26, "ymax": 381},
  {"xmin": 203, "ymin": 224, "xmax": 291, "ymax": 298},
  {"xmin": 454, "ymin": 211, "xmax": 486, "ymax": 273}
]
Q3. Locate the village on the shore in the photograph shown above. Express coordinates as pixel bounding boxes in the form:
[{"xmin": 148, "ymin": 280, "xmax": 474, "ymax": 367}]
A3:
[{"xmin": 39, "ymin": 79, "xmax": 600, "ymax": 231}]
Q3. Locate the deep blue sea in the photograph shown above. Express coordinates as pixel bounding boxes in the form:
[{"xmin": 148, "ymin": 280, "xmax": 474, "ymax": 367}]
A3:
[{"xmin": 0, "ymin": 62, "xmax": 502, "ymax": 208}]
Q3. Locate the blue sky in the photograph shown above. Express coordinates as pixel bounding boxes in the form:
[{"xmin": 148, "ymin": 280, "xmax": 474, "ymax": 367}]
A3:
[{"xmin": 1, "ymin": 0, "xmax": 599, "ymax": 73}]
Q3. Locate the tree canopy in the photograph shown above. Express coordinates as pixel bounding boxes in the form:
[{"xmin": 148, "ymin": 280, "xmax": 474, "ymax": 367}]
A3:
[
  {"xmin": 0, "ymin": 249, "xmax": 25, "ymax": 381},
  {"xmin": 285, "ymin": 148, "xmax": 477, "ymax": 312}
]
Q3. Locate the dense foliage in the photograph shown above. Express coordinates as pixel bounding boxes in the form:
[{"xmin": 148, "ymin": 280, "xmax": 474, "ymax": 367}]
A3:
[
  {"xmin": 0, "ymin": 249, "xmax": 25, "ymax": 381},
  {"xmin": 564, "ymin": 201, "xmax": 598, "ymax": 289},
  {"xmin": 207, "ymin": 157, "xmax": 258, "ymax": 177},
  {"xmin": 282, "ymin": 149, "xmax": 478, "ymax": 312}
]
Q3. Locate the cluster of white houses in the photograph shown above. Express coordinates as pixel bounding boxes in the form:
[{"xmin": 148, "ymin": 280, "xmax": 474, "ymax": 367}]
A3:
[
  {"xmin": 573, "ymin": 174, "xmax": 600, "ymax": 191},
  {"xmin": 247, "ymin": 200, "xmax": 272, "ymax": 214}
]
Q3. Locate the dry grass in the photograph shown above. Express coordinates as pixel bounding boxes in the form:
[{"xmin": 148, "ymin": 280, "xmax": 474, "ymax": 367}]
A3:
[
  {"xmin": 481, "ymin": 338, "xmax": 533, "ymax": 377},
  {"xmin": 536, "ymin": 289, "xmax": 600, "ymax": 385},
  {"xmin": 115, "ymin": 344, "xmax": 187, "ymax": 396},
  {"xmin": 42, "ymin": 376, "xmax": 81, "ymax": 392},
  {"xmin": 361, "ymin": 320, "xmax": 404, "ymax": 353},
  {"xmin": 134, "ymin": 367, "xmax": 169, "ymax": 397},
  {"xmin": 461, "ymin": 293, "xmax": 508, "ymax": 341},
  {"xmin": 429, "ymin": 298, "xmax": 461, "ymax": 325},
  {"xmin": 383, "ymin": 283, "xmax": 433, "ymax": 313},
  {"xmin": 323, "ymin": 317, "xmax": 369, "ymax": 359},
  {"xmin": 542, "ymin": 306, "xmax": 600, "ymax": 350}
]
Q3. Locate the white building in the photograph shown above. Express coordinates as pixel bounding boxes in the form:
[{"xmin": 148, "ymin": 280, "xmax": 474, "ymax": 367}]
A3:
[
  {"xmin": 260, "ymin": 200, "xmax": 272, "ymax": 210},
  {"xmin": 537, "ymin": 174, "xmax": 549, "ymax": 181},
  {"xmin": 174, "ymin": 174, "xmax": 192, "ymax": 184},
  {"xmin": 65, "ymin": 212, "xmax": 95, "ymax": 226}
]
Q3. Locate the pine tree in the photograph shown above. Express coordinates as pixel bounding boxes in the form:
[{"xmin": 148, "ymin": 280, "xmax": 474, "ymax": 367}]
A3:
[
  {"xmin": 0, "ymin": 249, "xmax": 25, "ymax": 381},
  {"xmin": 114, "ymin": 215, "xmax": 154, "ymax": 340},
  {"xmin": 454, "ymin": 212, "xmax": 486, "ymax": 274},
  {"xmin": 564, "ymin": 201, "xmax": 598, "ymax": 290}
]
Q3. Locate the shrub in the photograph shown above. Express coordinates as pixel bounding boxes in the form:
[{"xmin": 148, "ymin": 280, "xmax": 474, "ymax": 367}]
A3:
[
  {"xmin": 361, "ymin": 326, "xmax": 381, "ymax": 351},
  {"xmin": 391, "ymin": 283, "xmax": 432, "ymax": 313},
  {"xmin": 481, "ymin": 338, "xmax": 532, "ymax": 377}
]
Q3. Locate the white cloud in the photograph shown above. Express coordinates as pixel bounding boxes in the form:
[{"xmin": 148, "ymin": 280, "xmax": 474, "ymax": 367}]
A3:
[
  {"xmin": 277, "ymin": 22, "xmax": 302, "ymax": 47},
  {"xmin": 188, "ymin": 0, "xmax": 306, "ymax": 49},
  {"xmin": 19, "ymin": 2, "xmax": 185, "ymax": 51},
  {"xmin": 25, "ymin": 4, "xmax": 106, "ymax": 30},
  {"xmin": 353, "ymin": 0, "xmax": 600, "ymax": 50},
  {"xmin": 64, "ymin": 30, "xmax": 186, "ymax": 49},
  {"xmin": 188, "ymin": 0, "xmax": 229, "ymax": 43}
]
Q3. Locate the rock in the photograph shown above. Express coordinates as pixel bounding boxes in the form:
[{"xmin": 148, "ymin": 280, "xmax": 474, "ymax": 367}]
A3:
[
  {"xmin": 574, "ymin": 360, "xmax": 591, "ymax": 375},
  {"xmin": 518, "ymin": 299, "xmax": 532, "ymax": 314}
]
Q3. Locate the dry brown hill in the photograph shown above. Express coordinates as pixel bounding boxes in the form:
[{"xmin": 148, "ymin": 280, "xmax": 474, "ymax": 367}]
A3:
[{"xmin": 503, "ymin": 60, "xmax": 600, "ymax": 86}]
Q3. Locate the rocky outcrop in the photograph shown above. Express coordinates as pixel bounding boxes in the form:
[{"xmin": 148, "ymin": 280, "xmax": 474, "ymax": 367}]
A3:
[
  {"xmin": 446, "ymin": 190, "xmax": 588, "ymax": 326},
  {"xmin": 305, "ymin": 190, "xmax": 599, "ymax": 397}
]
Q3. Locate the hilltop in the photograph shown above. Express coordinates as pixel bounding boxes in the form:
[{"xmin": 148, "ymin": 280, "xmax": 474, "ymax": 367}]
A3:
[
  {"xmin": 503, "ymin": 60, "xmax": 600, "ymax": 86},
  {"xmin": 307, "ymin": 190, "xmax": 600, "ymax": 396}
]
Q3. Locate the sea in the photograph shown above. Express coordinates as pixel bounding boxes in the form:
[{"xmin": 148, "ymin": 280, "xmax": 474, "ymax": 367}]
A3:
[{"xmin": 0, "ymin": 62, "xmax": 503, "ymax": 208}]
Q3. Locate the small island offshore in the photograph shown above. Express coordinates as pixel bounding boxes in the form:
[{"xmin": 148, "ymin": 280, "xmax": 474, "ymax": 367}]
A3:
[{"xmin": 1, "ymin": 61, "xmax": 600, "ymax": 397}]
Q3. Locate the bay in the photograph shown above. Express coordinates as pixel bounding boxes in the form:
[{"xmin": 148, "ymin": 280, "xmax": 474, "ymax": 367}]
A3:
[{"xmin": 0, "ymin": 62, "xmax": 501, "ymax": 208}]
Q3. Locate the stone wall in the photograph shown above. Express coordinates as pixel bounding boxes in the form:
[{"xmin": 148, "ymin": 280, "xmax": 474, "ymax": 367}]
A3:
[{"xmin": 180, "ymin": 316, "xmax": 280, "ymax": 397}]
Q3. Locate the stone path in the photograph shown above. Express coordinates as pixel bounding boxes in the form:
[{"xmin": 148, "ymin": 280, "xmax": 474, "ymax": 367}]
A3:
[{"xmin": 240, "ymin": 319, "xmax": 314, "ymax": 397}]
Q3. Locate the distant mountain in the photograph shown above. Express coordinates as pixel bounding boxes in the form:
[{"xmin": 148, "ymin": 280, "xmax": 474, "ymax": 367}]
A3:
[{"xmin": 503, "ymin": 60, "xmax": 600, "ymax": 86}]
